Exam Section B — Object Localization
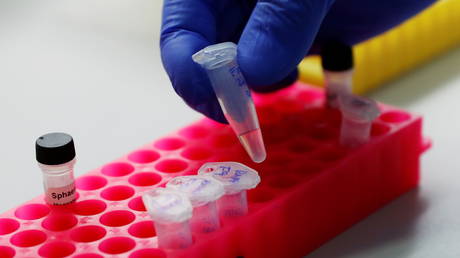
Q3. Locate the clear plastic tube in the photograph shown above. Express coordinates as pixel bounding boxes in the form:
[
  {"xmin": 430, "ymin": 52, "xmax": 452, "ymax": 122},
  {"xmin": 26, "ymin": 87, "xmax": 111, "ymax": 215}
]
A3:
[
  {"xmin": 192, "ymin": 42, "xmax": 266, "ymax": 163},
  {"xmin": 154, "ymin": 220, "xmax": 193, "ymax": 249},
  {"xmin": 216, "ymin": 191, "xmax": 248, "ymax": 219},
  {"xmin": 324, "ymin": 70, "xmax": 353, "ymax": 108},
  {"xmin": 142, "ymin": 188, "xmax": 193, "ymax": 250},
  {"xmin": 166, "ymin": 175, "xmax": 224, "ymax": 233},
  {"xmin": 190, "ymin": 201, "xmax": 220, "ymax": 233},
  {"xmin": 339, "ymin": 93, "xmax": 381, "ymax": 147},
  {"xmin": 198, "ymin": 162, "xmax": 260, "ymax": 221}
]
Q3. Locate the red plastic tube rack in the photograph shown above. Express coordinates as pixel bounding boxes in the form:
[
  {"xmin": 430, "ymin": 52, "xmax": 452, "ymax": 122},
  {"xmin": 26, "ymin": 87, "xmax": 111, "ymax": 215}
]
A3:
[{"xmin": 0, "ymin": 82, "xmax": 430, "ymax": 258}]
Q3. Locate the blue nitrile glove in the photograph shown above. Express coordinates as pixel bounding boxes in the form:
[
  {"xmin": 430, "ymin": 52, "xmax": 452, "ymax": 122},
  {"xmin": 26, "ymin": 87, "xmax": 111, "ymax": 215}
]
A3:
[{"xmin": 160, "ymin": 0, "xmax": 435, "ymax": 123}]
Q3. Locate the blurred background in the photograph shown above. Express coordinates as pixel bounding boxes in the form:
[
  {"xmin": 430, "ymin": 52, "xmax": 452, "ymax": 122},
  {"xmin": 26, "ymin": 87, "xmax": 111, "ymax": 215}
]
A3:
[{"xmin": 1, "ymin": 0, "xmax": 460, "ymax": 257}]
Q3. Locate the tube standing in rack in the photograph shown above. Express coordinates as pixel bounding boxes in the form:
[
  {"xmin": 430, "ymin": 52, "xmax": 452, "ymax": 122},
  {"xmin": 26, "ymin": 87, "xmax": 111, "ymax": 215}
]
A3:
[
  {"xmin": 321, "ymin": 41, "xmax": 354, "ymax": 108},
  {"xmin": 167, "ymin": 175, "xmax": 225, "ymax": 233},
  {"xmin": 35, "ymin": 132, "xmax": 77, "ymax": 205},
  {"xmin": 192, "ymin": 42, "xmax": 266, "ymax": 163},
  {"xmin": 198, "ymin": 162, "xmax": 260, "ymax": 222},
  {"xmin": 142, "ymin": 188, "xmax": 193, "ymax": 250},
  {"xmin": 339, "ymin": 93, "xmax": 381, "ymax": 147}
]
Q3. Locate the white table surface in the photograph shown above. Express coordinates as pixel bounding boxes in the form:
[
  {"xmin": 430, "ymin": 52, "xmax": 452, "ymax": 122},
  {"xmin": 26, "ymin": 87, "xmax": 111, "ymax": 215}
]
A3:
[{"xmin": 1, "ymin": 1, "xmax": 459, "ymax": 257}]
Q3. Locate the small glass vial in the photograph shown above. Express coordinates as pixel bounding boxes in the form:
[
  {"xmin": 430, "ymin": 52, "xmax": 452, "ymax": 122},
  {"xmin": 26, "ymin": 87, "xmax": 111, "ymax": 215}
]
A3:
[
  {"xmin": 167, "ymin": 175, "xmax": 225, "ymax": 233},
  {"xmin": 321, "ymin": 41, "xmax": 354, "ymax": 108},
  {"xmin": 142, "ymin": 188, "xmax": 193, "ymax": 250},
  {"xmin": 35, "ymin": 132, "xmax": 77, "ymax": 205},
  {"xmin": 198, "ymin": 162, "xmax": 260, "ymax": 222}
]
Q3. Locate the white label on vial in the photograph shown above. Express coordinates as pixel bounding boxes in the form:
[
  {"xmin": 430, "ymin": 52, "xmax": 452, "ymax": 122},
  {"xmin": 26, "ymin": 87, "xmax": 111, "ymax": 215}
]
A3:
[{"xmin": 46, "ymin": 182, "xmax": 76, "ymax": 205}]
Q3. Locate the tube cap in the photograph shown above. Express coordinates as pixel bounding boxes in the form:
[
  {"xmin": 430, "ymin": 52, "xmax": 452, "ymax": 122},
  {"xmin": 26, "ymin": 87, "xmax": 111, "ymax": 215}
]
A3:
[
  {"xmin": 339, "ymin": 93, "xmax": 381, "ymax": 121},
  {"xmin": 198, "ymin": 162, "xmax": 260, "ymax": 195},
  {"xmin": 142, "ymin": 188, "xmax": 193, "ymax": 224},
  {"xmin": 321, "ymin": 41, "xmax": 353, "ymax": 71},
  {"xmin": 35, "ymin": 132, "xmax": 76, "ymax": 165},
  {"xmin": 166, "ymin": 175, "xmax": 225, "ymax": 207}
]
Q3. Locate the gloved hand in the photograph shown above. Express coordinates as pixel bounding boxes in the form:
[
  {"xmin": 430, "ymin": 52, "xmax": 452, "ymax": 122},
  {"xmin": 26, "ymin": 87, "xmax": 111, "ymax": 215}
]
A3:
[{"xmin": 160, "ymin": 0, "xmax": 435, "ymax": 123}]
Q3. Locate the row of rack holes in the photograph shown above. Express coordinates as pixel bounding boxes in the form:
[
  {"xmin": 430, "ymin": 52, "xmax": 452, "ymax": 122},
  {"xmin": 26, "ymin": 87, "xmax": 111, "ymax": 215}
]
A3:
[
  {"xmin": 73, "ymin": 248, "xmax": 166, "ymax": 258},
  {"xmin": 77, "ymin": 172, "xmax": 162, "ymax": 192},
  {"xmin": 0, "ymin": 233, "xmax": 166, "ymax": 258},
  {"xmin": 101, "ymin": 159, "xmax": 190, "ymax": 177}
]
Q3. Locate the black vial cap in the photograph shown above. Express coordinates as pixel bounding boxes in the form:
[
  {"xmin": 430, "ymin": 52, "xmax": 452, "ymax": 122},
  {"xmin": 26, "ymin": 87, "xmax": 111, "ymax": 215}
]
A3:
[
  {"xmin": 36, "ymin": 132, "xmax": 76, "ymax": 165},
  {"xmin": 321, "ymin": 41, "xmax": 354, "ymax": 71}
]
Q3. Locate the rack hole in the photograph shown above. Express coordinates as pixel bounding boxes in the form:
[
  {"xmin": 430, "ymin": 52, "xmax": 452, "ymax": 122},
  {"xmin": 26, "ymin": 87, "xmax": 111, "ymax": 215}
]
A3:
[
  {"xmin": 100, "ymin": 210, "xmax": 135, "ymax": 227},
  {"xmin": 380, "ymin": 111, "xmax": 411, "ymax": 123},
  {"xmin": 181, "ymin": 147, "xmax": 212, "ymax": 160},
  {"xmin": 0, "ymin": 246, "xmax": 15, "ymax": 258},
  {"xmin": 99, "ymin": 237, "xmax": 135, "ymax": 254},
  {"xmin": 101, "ymin": 185, "xmax": 135, "ymax": 201},
  {"xmin": 128, "ymin": 150, "xmax": 160, "ymax": 164},
  {"xmin": 371, "ymin": 123, "xmax": 391, "ymax": 137},
  {"xmin": 15, "ymin": 203, "xmax": 50, "ymax": 220},
  {"xmin": 128, "ymin": 196, "xmax": 146, "ymax": 212},
  {"xmin": 0, "ymin": 218, "xmax": 19, "ymax": 235},
  {"xmin": 38, "ymin": 241, "xmax": 75, "ymax": 258},
  {"xmin": 128, "ymin": 221, "xmax": 156, "ymax": 238},
  {"xmin": 70, "ymin": 225, "xmax": 106, "ymax": 243},
  {"xmin": 129, "ymin": 248, "xmax": 166, "ymax": 258},
  {"xmin": 42, "ymin": 213, "xmax": 77, "ymax": 231},
  {"xmin": 101, "ymin": 162, "xmax": 134, "ymax": 177},
  {"xmin": 154, "ymin": 138, "xmax": 185, "ymax": 150},
  {"xmin": 76, "ymin": 175, "xmax": 107, "ymax": 190},
  {"xmin": 10, "ymin": 229, "xmax": 46, "ymax": 247},
  {"xmin": 155, "ymin": 159, "xmax": 188, "ymax": 173},
  {"xmin": 128, "ymin": 172, "xmax": 162, "ymax": 187},
  {"xmin": 73, "ymin": 199, "xmax": 107, "ymax": 216}
]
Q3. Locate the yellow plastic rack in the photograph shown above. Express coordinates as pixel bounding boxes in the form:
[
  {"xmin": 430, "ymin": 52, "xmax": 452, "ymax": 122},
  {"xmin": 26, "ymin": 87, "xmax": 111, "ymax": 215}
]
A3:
[{"xmin": 299, "ymin": 0, "xmax": 460, "ymax": 94}]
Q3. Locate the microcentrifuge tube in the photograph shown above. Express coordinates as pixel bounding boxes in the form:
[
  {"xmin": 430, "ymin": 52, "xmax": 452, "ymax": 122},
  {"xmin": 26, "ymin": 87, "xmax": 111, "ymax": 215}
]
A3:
[
  {"xmin": 338, "ymin": 93, "xmax": 381, "ymax": 147},
  {"xmin": 321, "ymin": 41, "xmax": 354, "ymax": 108},
  {"xmin": 198, "ymin": 162, "xmax": 260, "ymax": 221},
  {"xmin": 166, "ymin": 175, "xmax": 225, "ymax": 233},
  {"xmin": 142, "ymin": 188, "xmax": 193, "ymax": 250},
  {"xmin": 192, "ymin": 42, "xmax": 266, "ymax": 163},
  {"xmin": 35, "ymin": 132, "xmax": 77, "ymax": 205}
]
